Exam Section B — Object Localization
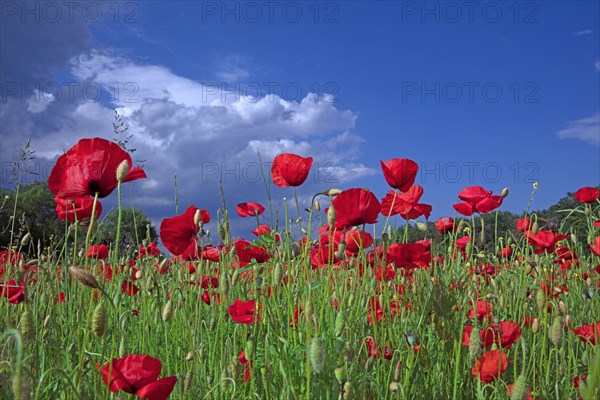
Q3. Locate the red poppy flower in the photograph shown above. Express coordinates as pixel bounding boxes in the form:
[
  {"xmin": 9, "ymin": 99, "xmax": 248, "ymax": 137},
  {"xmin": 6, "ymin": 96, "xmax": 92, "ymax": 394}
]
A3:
[
  {"xmin": 271, "ymin": 153, "xmax": 313, "ymax": 188},
  {"xmin": 574, "ymin": 187, "xmax": 599, "ymax": 203},
  {"xmin": 387, "ymin": 243, "xmax": 431, "ymax": 269},
  {"xmin": 0, "ymin": 279, "xmax": 25, "ymax": 304},
  {"xmin": 462, "ymin": 326, "xmax": 497, "ymax": 348},
  {"xmin": 496, "ymin": 321, "xmax": 521, "ymax": 349},
  {"xmin": 139, "ymin": 242, "xmax": 161, "ymax": 258},
  {"xmin": 344, "ymin": 229, "xmax": 374, "ymax": 255},
  {"xmin": 380, "ymin": 158, "xmax": 418, "ymax": 192},
  {"xmin": 236, "ymin": 202, "xmax": 266, "ymax": 217},
  {"xmin": 309, "ymin": 235, "xmax": 343, "ymax": 269},
  {"xmin": 251, "ymin": 224, "xmax": 277, "ymax": 239},
  {"xmin": 227, "ymin": 299, "xmax": 261, "ymax": 324},
  {"xmin": 572, "ymin": 322, "xmax": 600, "ymax": 345},
  {"xmin": 381, "ymin": 186, "xmax": 432, "ymax": 220},
  {"xmin": 88, "ymin": 244, "xmax": 109, "ymax": 260},
  {"xmin": 435, "ymin": 217, "xmax": 455, "ymax": 234},
  {"xmin": 594, "ymin": 220, "xmax": 600, "ymax": 229},
  {"xmin": 590, "ymin": 236, "xmax": 600, "ymax": 257},
  {"xmin": 516, "ymin": 217, "xmax": 532, "ymax": 233},
  {"xmin": 98, "ymin": 354, "xmax": 177, "ymax": 400},
  {"xmin": 160, "ymin": 205, "xmax": 207, "ymax": 256},
  {"xmin": 453, "ymin": 186, "xmax": 503, "ymax": 216},
  {"xmin": 331, "ymin": 188, "xmax": 381, "ymax": 229},
  {"xmin": 573, "ymin": 374, "xmax": 587, "ymax": 390},
  {"xmin": 238, "ymin": 351, "xmax": 252, "ymax": 382},
  {"xmin": 202, "ymin": 245, "xmax": 222, "ymax": 262},
  {"xmin": 48, "ymin": 138, "xmax": 147, "ymax": 199},
  {"xmin": 233, "ymin": 239, "xmax": 270, "ymax": 267},
  {"xmin": 54, "ymin": 197, "xmax": 102, "ymax": 225},
  {"xmin": 122, "ymin": 280, "xmax": 139, "ymax": 296},
  {"xmin": 467, "ymin": 299, "xmax": 493, "ymax": 322},
  {"xmin": 525, "ymin": 230, "xmax": 569, "ymax": 254},
  {"xmin": 200, "ymin": 275, "xmax": 219, "ymax": 289},
  {"xmin": 472, "ymin": 350, "xmax": 508, "ymax": 383}
]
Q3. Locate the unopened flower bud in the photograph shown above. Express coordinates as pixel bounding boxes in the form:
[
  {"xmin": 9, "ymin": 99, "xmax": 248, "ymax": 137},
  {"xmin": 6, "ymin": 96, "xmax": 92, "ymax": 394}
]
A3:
[
  {"xmin": 549, "ymin": 316, "xmax": 563, "ymax": 345},
  {"xmin": 314, "ymin": 200, "xmax": 321, "ymax": 211},
  {"xmin": 162, "ymin": 299, "xmax": 173, "ymax": 322},
  {"xmin": 69, "ymin": 266, "xmax": 100, "ymax": 289},
  {"xmin": 501, "ymin": 187, "xmax": 509, "ymax": 198},
  {"xmin": 310, "ymin": 337, "xmax": 326, "ymax": 374},
  {"xmin": 323, "ymin": 188, "xmax": 342, "ymax": 196},
  {"xmin": 92, "ymin": 303, "xmax": 107, "ymax": 337},
  {"xmin": 327, "ymin": 205, "xmax": 336, "ymax": 227},
  {"xmin": 116, "ymin": 159, "xmax": 129, "ymax": 182},
  {"xmin": 531, "ymin": 318, "xmax": 539, "ymax": 334}
]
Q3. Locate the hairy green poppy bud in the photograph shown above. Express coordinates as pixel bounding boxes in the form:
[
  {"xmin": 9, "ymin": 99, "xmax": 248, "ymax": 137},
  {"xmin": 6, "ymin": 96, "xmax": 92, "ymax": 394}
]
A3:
[
  {"xmin": 535, "ymin": 290, "xmax": 546, "ymax": 311},
  {"xmin": 92, "ymin": 303, "xmax": 107, "ymax": 337},
  {"xmin": 119, "ymin": 337, "xmax": 127, "ymax": 357},
  {"xmin": 20, "ymin": 232, "xmax": 31, "ymax": 247},
  {"xmin": 245, "ymin": 336, "xmax": 256, "ymax": 362},
  {"xmin": 186, "ymin": 350, "xmax": 195, "ymax": 361},
  {"xmin": 501, "ymin": 187, "xmax": 509, "ymax": 198},
  {"xmin": 327, "ymin": 205, "xmax": 336, "ymax": 227},
  {"xmin": 468, "ymin": 329, "xmax": 481, "ymax": 360},
  {"xmin": 394, "ymin": 361, "xmax": 402, "ymax": 381},
  {"xmin": 184, "ymin": 371, "xmax": 193, "ymax": 393},
  {"xmin": 314, "ymin": 199, "xmax": 321, "ymax": 211},
  {"xmin": 334, "ymin": 367, "xmax": 346, "ymax": 384},
  {"xmin": 20, "ymin": 309, "xmax": 34, "ymax": 343},
  {"xmin": 549, "ymin": 317, "xmax": 563, "ymax": 345},
  {"xmin": 389, "ymin": 382, "xmax": 399, "ymax": 392},
  {"xmin": 69, "ymin": 266, "xmax": 100, "ymax": 289},
  {"xmin": 310, "ymin": 337, "xmax": 326, "ymax": 374},
  {"xmin": 343, "ymin": 381, "xmax": 353, "ymax": 400},
  {"xmin": 116, "ymin": 159, "xmax": 129, "ymax": 182},
  {"xmin": 231, "ymin": 356, "xmax": 241, "ymax": 381},
  {"xmin": 531, "ymin": 220, "xmax": 539, "ymax": 235},
  {"xmin": 220, "ymin": 369, "xmax": 229, "ymax": 391},
  {"xmin": 510, "ymin": 375, "xmax": 528, "ymax": 400},
  {"xmin": 334, "ymin": 310, "xmax": 345, "ymax": 337},
  {"xmin": 194, "ymin": 210, "xmax": 202, "ymax": 226},
  {"xmin": 364, "ymin": 357, "xmax": 375, "ymax": 372},
  {"xmin": 273, "ymin": 263, "xmax": 283, "ymax": 286},
  {"xmin": 343, "ymin": 342, "xmax": 355, "ymax": 362},
  {"xmin": 416, "ymin": 221, "xmax": 427, "ymax": 232},
  {"xmin": 162, "ymin": 299, "xmax": 173, "ymax": 322},
  {"xmin": 558, "ymin": 300, "xmax": 567, "ymax": 315},
  {"xmin": 531, "ymin": 318, "xmax": 539, "ymax": 334},
  {"xmin": 218, "ymin": 222, "xmax": 226, "ymax": 241}
]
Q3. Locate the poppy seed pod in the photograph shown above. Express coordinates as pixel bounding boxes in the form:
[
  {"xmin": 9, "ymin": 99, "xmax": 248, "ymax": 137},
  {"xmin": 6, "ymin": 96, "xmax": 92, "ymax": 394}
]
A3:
[{"xmin": 116, "ymin": 159, "xmax": 129, "ymax": 182}]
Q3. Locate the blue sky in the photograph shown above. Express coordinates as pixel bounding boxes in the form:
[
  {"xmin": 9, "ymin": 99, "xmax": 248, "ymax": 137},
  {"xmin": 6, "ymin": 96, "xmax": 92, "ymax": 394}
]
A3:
[{"xmin": 1, "ymin": 1, "xmax": 598, "ymax": 238}]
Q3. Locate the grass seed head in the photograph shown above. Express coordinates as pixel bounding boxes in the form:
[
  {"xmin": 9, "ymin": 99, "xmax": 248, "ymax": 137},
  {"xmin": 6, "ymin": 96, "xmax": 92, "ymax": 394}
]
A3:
[
  {"xmin": 549, "ymin": 316, "xmax": 563, "ymax": 345},
  {"xmin": 92, "ymin": 303, "xmax": 107, "ymax": 337},
  {"xmin": 310, "ymin": 337, "xmax": 326, "ymax": 374}
]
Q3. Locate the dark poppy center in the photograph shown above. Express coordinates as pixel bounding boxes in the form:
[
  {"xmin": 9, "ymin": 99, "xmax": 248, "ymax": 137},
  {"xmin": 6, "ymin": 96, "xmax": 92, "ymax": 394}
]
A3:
[{"xmin": 87, "ymin": 180, "xmax": 103, "ymax": 196}]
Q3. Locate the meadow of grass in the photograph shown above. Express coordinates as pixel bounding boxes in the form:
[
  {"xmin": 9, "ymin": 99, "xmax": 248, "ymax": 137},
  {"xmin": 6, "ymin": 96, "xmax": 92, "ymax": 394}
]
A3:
[{"xmin": 0, "ymin": 138, "xmax": 599, "ymax": 400}]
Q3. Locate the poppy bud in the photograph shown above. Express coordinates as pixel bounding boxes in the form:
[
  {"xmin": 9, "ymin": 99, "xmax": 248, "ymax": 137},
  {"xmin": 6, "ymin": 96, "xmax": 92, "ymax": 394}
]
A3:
[
  {"xmin": 510, "ymin": 375, "xmax": 528, "ymax": 400},
  {"xmin": 389, "ymin": 382, "xmax": 399, "ymax": 393},
  {"xmin": 273, "ymin": 263, "xmax": 283, "ymax": 286},
  {"xmin": 334, "ymin": 311, "xmax": 345, "ymax": 337},
  {"xmin": 324, "ymin": 188, "xmax": 342, "ymax": 197},
  {"xmin": 570, "ymin": 233, "xmax": 577, "ymax": 244},
  {"xmin": 416, "ymin": 222, "xmax": 427, "ymax": 232},
  {"xmin": 92, "ymin": 303, "xmax": 107, "ymax": 337},
  {"xmin": 194, "ymin": 210, "xmax": 202, "ymax": 226},
  {"xmin": 531, "ymin": 221, "xmax": 539, "ymax": 235},
  {"xmin": 314, "ymin": 200, "xmax": 321, "ymax": 211},
  {"xmin": 20, "ymin": 232, "xmax": 31, "ymax": 247},
  {"xmin": 327, "ymin": 205, "xmax": 336, "ymax": 227},
  {"xmin": 364, "ymin": 357, "xmax": 374, "ymax": 372},
  {"xmin": 206, "ymin": 375, "xmax": 213, "ymax": 385},
  {"xmin": 186, "ymin": 350, "xmax": 195, "ymax": 361},
  {"xmin": 135, "ymin": 269, "xmax": 143, "ymax": 280},
  {"xmin": 69, "ymin": 266, "xmax": 100, "ymax": 289},
  {"xmin": 43, "ymin": 314, "xmax": 51, "ymax": 328},
  {"xmin": 558, "ymin": 300, "xmax": 567, "ymax": 315},
  {"xmin": 310, "ymin": 337, "xmax": 326, "ymax": 374},
  {"xmin": 334, "ymin": 367, "xmax": 346, "ymax": 384},
  {"xmin": 245, "ymin": 336, "xmax": 256, "ymax": 362},
  {"xmin": 549, "ymin": 317, "xmax": 563, "ymax": 345},
  {"xmin": 19, "ymin": 309, "xmax": 35, "ymax": 343},
  {"xmin": 230, "ymin": 356, "xmax": 241, "ymax": 381},
  {"xmin": 535, "ymin": 290, "xmax": 546, "ymax": 312},
  {"xmin": 220, "ymin": 370, "xmax": 229, "ymax": 391},
  {"xmin": 394, "ymin": 361, "xmax": 402, "ymax": 381},
  {"xmin": 220, "ymin": 271, "xmax": 230, "ymax": 292},
  {"xmin": 343, "ymin": 342, "xmax": 355, "ymax": 362},
  {"xmin": 116, "ymin": 159, "xmax": 129, "ymax": 182},
  {"xmin": 304, "ymin": 301, "xmax": 314, "ymax": 324},
  {"xmin": 531, "ymin": 318, "xmax": 539, "ymax": 334},
  {"xmin": 119, "ymin": 337, "xmax": 127, "ymax": 357},
  {"xmin": 162, "ymin": 299, "xmax": 173, "ymax": 322},
  {"xmin": 533, "ymin": 182, "xmax": 538, "ymax": 190},
  {"xmin": 341, "ymin": 381, "xmax": 352, "ymax": 400},
  {"xmin": 218, "ymin": 222, "xmax": 226, "ymax": 241},
  {"xmin": 184, "ymin": 371, "xmax": 193, "ymax": 393},
  {"xmin": 468, "ymin": 329, "xmax": 482, "ymax": 360},
  {"xmin": 501, "ymin": 187, "xmax": 509, "ymax": 198}
]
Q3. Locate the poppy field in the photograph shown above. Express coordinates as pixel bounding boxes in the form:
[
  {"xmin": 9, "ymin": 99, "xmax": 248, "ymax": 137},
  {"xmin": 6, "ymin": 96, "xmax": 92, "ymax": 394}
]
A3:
[{"xmin": 1, "ymin": 136, "xmax": 599, "ymax": 400}]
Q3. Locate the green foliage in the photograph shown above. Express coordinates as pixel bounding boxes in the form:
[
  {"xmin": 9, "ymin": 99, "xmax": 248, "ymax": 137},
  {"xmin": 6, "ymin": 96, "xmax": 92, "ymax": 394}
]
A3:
[{"xmin": 95, "ymin": 207, "xmax": 157, "ymax": 247}]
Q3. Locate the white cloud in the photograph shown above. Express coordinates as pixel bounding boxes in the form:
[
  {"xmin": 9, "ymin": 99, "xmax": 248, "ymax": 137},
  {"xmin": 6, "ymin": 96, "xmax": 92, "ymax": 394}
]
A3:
[
  {"xmin": 596, "ymin": 60, "xmax": 600, "ymax": 71},
  {"xmin": 574, "ymin": 29, "xmax": 593, "ymax": 36},
  {"xmin": 556, "ymin": 112, "xmax": 600, "ymax": 145}
]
